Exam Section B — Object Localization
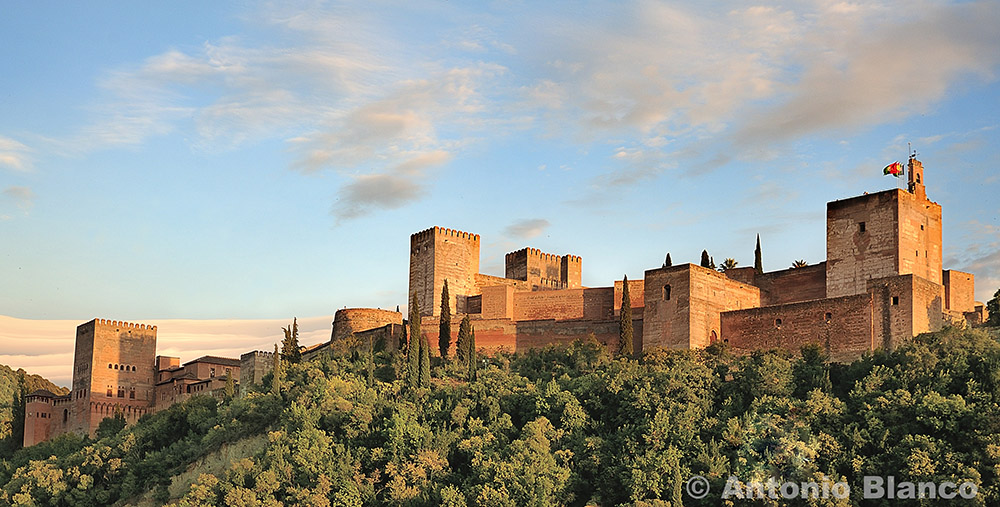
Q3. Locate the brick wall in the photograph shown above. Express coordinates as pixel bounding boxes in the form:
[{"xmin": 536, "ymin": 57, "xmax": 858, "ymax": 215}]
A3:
[
  {"xmin": 240, "ymin": 350, "xmax": 274, "ymax": 396},
  {"xmin": 613, "ymin": 279, "xmax": 645, "ymax": 315},
  {"xmin": 512, "ymin": 287, "xmax": 613, "ymax": 321},
  {"xmin": 722, "ymin": 294, "xmax": 874, "ymax": 362},
  {"xmin": 868, "ymin": 274, "xmax": 944, "ymax": 351},
  {"xmin": 480, "ymin": 285, "xmax": 514, "ymax": 320}
]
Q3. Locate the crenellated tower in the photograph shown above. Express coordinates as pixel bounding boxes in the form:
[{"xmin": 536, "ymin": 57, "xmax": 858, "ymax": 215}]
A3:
[
  {"xmin": 70, "ymin": 319, "xmax": 157, "ymax": 436},
  {"xmin": 408, "ymin": 227, "xmax": 481, "ymax": 317},
  {"xmin": 505, "ymin": 248, "xmax": 582, "ymax": 290}
]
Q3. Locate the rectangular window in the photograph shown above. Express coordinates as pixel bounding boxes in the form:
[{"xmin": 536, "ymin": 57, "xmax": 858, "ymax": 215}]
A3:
[
  {"xmin": 859, "ymin": 222, "xmax": 866, "ymax": 233},
  {"xmin": 210, "ymin": 367, "xmax": 216, "ymax": 378},
  {"xmin": 892, "ymin": 296, "xmax": 899, "ymax": 305}
]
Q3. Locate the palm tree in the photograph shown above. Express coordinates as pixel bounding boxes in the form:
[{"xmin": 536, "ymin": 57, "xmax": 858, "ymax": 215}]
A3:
[
  {"xmin": 719, "ymin": 258, "xmax": 739, "ymax": 272},
  {"xmin": 791, "ymin": 260, "xmax": 808, "ymax": 268}
]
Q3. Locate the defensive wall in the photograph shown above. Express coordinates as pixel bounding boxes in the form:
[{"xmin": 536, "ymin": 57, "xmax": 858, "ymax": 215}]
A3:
[{"xmin": 332, "ymin": 308, "xmax": 403, "ymax": 341}]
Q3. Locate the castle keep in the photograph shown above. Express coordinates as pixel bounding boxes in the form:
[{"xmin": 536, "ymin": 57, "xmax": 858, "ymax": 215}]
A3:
[{"xmin": 24, "ymin": 157, "xmax": 988, "ymax": 447}]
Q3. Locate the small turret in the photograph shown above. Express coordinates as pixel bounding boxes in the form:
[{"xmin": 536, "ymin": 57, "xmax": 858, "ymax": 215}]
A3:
[{"xmin": 907, "ymin": 156, "xmax": 926, "ymax": 200}]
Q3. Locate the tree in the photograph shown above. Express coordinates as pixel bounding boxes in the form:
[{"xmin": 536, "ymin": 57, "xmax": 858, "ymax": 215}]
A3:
[
  {"xmin": 8, "ymin": 370, "xmax": 25, "ymax": 452},
  {"xmin": 457, "ymin": 314, "xmax": 472, "ymax": 364},
  {"xmin": 468, "ymin": 327, "xmax": 478, "ymax": 381},
  {"xmin": 700, "ymin": 250, "xmax": 711, "ymax": 268},
  {"xmin": 407, "ymin": 294, "xmax": 421, "ymax": 387},
  {"xmin": 96, "ymin": 411, "xmax": 127, "ymax": 439},
  {"xmin": 754, "ymin": 234, "xmax": 763, "ymax": 273},
  {"xmin": 271, "ymin": 344, "xmax": 282, "ymax": 395},
  {"xmin": 791, "ymin": 259, "xmax": 809, "ymax": 268},
  {"xmin": 710, "ymin": 256, "xmax": 716, "ymax": 270},
  {"xmin": 225, "ymin": 373, "xmax": 235, "ymax": 399},
  {"xmin": 619, "ymin": 275, "xmax": 634, "ymax": 358},
  {"xmin": 280, "ymin": 318, "xmax": 301, "ymax": 363},
  {"xmin": 439, "ymin": 280, "xmax": 451, "ymax": 358},
  {"xmin": 988, "ymin": 288, "xmax": 1000, "ymax": 327},
  {"xmin": 662, "ymin": 252, "xmax": 672, "ymax": 268},
  {"xmin": 419, "ymin": 334, "xmax": 431, "ymax": 388},
  {"xmin": 719, "ymin": 258, "xmax": 738, "ymax": 272}
]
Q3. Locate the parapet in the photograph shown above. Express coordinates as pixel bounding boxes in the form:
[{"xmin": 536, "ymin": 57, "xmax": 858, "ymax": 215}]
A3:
[
  {"xmin": 240, "ymin": 350, "xmax": 275, "ymax": 360},
  {"xmin": 89, "ymin": 318, "xmax": 157, "ymax": 331},
  {"xmin": 410, "ymin": 226, "xmax": 480, "ymax": 244},
  {"xmin": 504, "ymin": 248, "xmax": 581, "ymax": 263}
]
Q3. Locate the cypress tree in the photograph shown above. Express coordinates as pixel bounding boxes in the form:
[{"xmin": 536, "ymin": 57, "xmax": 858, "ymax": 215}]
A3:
[
  {"xmin": 281, "ymin": 318, "xmax": 301, "ymax": 363},
  {"xmin": 754, "ymin": 234, "xmax": 763, "ymax": 274},
  {"xmin": 457, "ymin": 314, "xmax": 472, "ymax": 364},
  {"xmin": 439, "ymin": 280, "xmax": 451, "ymax": 358},
  {"xmin": 407, "ymin": 294, "xmax": 421, "ymax": 387},
  {"xmin": 271, "ymin": 344, "xmax": 282, "ymax": 395},
  {"xmin": 619, "ymin": 275, "xmax": 634, "ymax": 358},
  {"xmin": 468, "ymin": 327, "xmax": 478, "ymax": 381},
  {"xmin": 710, "ymin": 256, "xmax": 716, "ymax": 270},
  {"xmin": 420, "ymin": 334, "xmax": 431, "ymax": 388},
  {"xmin": 663, "ymin": 252, "xmax": 672, "ymax": 267},
  {"xmin": 225, "ymin": 372, "xmax": 235, "ymax": 399},
  {"xmin": 700, "ymin": 250, "xmax": 711, "ymax": 268},
  {"xmin": 9, "ymin": 370, "xmax": 25, "ymax": 451}
]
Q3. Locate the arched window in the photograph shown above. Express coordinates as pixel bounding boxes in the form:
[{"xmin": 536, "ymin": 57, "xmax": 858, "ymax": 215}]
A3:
[
  {"xmin": 710, "ymin": 330, "xmax": 718, "ymax": 344},
  {"xmin": 663, "ymin": 284, "xmax": 671, "ymax": 301}
]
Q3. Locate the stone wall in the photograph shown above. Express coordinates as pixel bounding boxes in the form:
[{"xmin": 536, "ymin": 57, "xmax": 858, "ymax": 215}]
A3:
[
  {"xmin": 826, "ymin": 190, "xmax": 902, "ymax": 298},
  {"xmin": 240, "ymin": 350, "xmax": 274, "ymax": 396},
  {"xmin": 753, "ymin": 263, "xmax": 827, "ymax": 305},
  {"xmin": 505, "ymin": 248, "xmax": 582, "ymax": 290},
  {"xmin": 897, "ymin": 189, "xmax": 942, "ymax": 286},
  {"xmin": 512, "ymin": 287, "xmax": 613, "ymax": 321},
  {"xmin": 868, "ymin": 274, "xmax": 944, "ymax": 351},
  {"xmin": 943, "ymin": 269, "xmax": 976, "ymax": 313},
  {"xmin": 333, "ymin": 308, "xmax": 403, "ymax": 341},
  {"xmin": 722, "ymin": 294, "xmax": 875, "ymax": 362}
]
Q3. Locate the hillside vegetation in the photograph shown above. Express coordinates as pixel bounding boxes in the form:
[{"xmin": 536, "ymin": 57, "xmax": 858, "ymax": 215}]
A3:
[{"xmin": 2, "ymin": 326, "xmax": 1000, "ymax": 506}]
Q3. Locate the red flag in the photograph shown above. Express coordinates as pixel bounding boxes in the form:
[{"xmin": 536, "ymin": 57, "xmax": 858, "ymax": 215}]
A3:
[{"xmin": 883, "ymin": 161, "xmax": 903, "ymax": 177}]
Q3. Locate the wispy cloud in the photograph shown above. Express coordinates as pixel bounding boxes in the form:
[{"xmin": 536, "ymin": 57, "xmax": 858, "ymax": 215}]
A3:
[
  {"xmin": 332, "ymin": 174, "xmax": 426, "ymax": 222},
  {"xmin": 0, "ymin": 136, "xmax": 32, "ymax": 171},
  {"xmin": 2, "ymin": 186, "xmax": 34, "ymax": 215},
  {"xmin": 504, "ymin": 218, "xmax": 551, "ymax": 239}
]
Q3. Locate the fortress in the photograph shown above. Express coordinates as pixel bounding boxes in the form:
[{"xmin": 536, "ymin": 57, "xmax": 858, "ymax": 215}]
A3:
[
  {"xmin": 331, "ymin": 157, "xmax": 985, "ymax": 361},
  {"xmin": 22, "ymin": 157, "xmax": 988, "ymax": 447}
]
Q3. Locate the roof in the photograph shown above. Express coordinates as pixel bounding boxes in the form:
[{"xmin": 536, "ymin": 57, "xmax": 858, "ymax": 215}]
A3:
[
  {"xmin": 183, "ymin": 355, "xmax": 240, "ymax": 367},
  {"xmin": 26, "ymin": 389, "xmax": 55, "ymax": 398}
]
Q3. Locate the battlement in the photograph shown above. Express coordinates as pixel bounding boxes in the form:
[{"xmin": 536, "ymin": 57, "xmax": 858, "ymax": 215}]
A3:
[
  {"xmin": 90, "ymin": 318, "xmax": 156, "ymax": 331},
  {"xmin": 240, "ymin": 350, "xmax": 275, "ymax": 359},
  {"xmin": 411, "ymin": 226, "xmax": 480, "ymax": 244},
  {"xmin": 505, "ymin": 248, "xmax": 581, "ymax": 263}
]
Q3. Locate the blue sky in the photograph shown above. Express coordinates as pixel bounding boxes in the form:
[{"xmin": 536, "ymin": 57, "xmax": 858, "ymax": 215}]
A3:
[{"xmin": 2, "ymin": 0, "xmax": 999, "ymax": 332}]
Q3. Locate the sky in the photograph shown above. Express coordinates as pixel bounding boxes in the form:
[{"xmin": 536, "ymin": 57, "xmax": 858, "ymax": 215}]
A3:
[{"xmin": 2, "ymin": 1, "xmax": 999, "ymax": 386}]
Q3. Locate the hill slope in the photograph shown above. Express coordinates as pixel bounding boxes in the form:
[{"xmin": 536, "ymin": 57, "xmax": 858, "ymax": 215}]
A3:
[{"xmin": 2, "ymin": 326, "xmax": 1000, "ymax": 505}]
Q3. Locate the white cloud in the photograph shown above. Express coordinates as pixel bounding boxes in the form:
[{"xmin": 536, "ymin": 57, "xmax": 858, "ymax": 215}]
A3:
[
  {"xmin": 504, "ymin": 218, "xmax": 551, "ymax": 239},
  {"xmin": 332, "ymin": 174, "xmax": 426, "ymax": 222},
  {"xmin": 0, "ymin": 136, "xmax": 32, "ymax": 171}
]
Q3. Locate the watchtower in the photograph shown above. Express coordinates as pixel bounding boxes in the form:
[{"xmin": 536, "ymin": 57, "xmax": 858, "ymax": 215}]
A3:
[
  {"xmin": 408, "ymin": 227, "xmax": 481, "ymax": 317},
  {"xmin": 70, "ymin": 319, "xmax": 157, "ymax": 436},
  {"xmin": 825, "ymin": 157, "xmax": 942, "ymax": 298},
  {"xmin": 504, "ymin": 248, "xmax": 582, "ymax": 290}
]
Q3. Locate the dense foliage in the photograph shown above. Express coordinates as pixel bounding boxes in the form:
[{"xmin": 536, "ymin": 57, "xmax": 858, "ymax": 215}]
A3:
[{"xmin": 3, "ymin": 326, "xmax": 1000, "ymax": 506}]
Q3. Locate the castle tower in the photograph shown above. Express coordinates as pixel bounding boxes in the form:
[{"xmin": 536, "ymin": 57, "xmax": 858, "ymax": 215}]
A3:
[
  {"xmin": 408, "ymin": 227, "xmax": 481, "ymax": 317},
  {"xmin": 504, "ymin": 248, "xmax": 582, "ymax": 290},
  {"xmin": 69, "ymin": 319, "xmax": 157, "ymax": 436},
  {"xmin": 825, "ymin": 158, "xmax": 942, "ymax": 298}
]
